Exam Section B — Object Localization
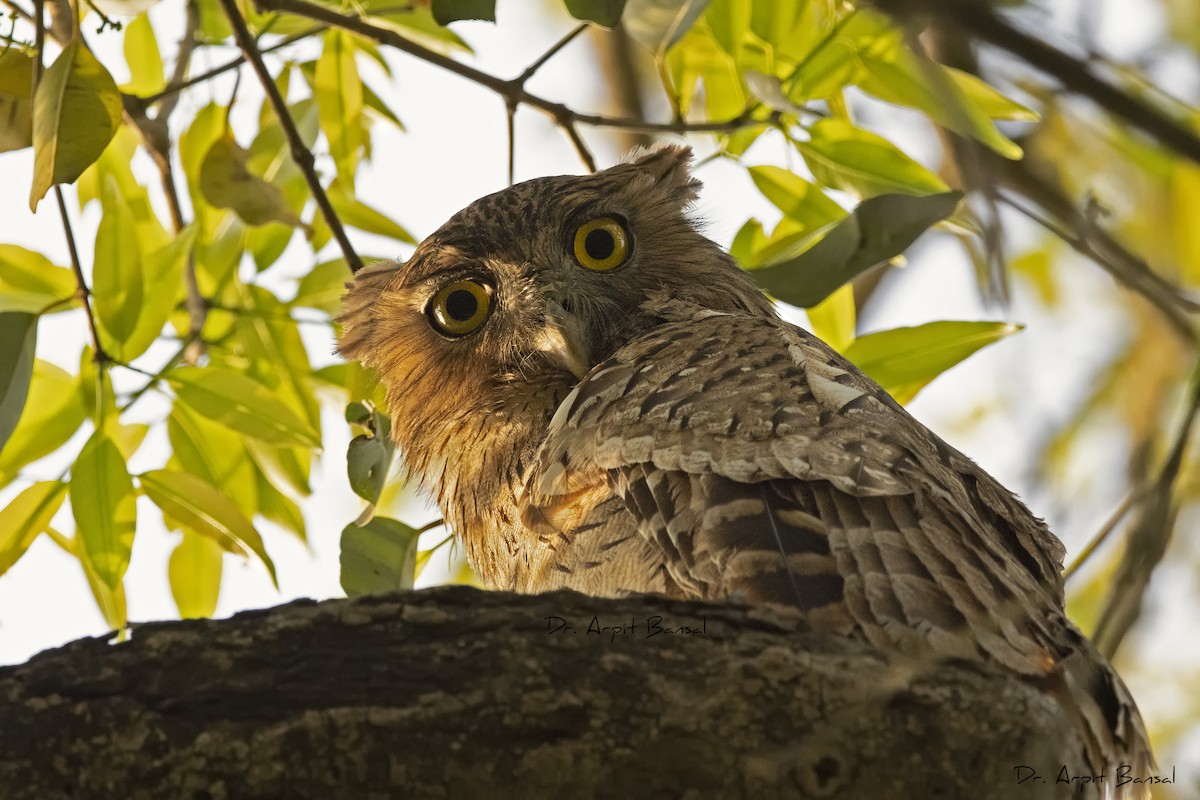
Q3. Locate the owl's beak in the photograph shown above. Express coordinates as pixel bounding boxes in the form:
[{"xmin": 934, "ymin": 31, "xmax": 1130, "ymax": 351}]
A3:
[{"xmin": 535, "ymin": 301, "xmax": 591, "ymax": 381}]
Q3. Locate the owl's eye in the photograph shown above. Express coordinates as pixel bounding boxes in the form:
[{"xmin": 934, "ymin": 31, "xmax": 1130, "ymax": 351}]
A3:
[
  {"xmin": 428, "ymin": 279, "xmax": 494, "ymax": 337},
  {"xmin": 573, "ymin": 217, "xmax": 630, "ymax": 271}
]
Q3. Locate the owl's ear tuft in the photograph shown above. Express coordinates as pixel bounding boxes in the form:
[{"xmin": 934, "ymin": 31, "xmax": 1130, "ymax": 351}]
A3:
[
  {"xmin": 337, "ymin": 259, "xmax": 401, "ymax": 362},
  {"xmin": 625, "ymin": 144, "xmax": 701, "ymax": 202}
]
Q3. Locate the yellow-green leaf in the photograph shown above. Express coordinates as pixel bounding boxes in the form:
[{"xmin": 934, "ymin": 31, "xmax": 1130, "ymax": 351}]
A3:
[
  {"xmin": 311, "ymin": 185, "xmax": 415, "ymax": 245},
  {"xmin": 859, "ymin": 54, "xmax": 1024, "ymax": 160},
  {"xmin": 0, "ymin": 48, "xmax": 34, "ymax": 152},
  {"xmin": 72, "ymin": 527, "xmax": 127, "ymax": 633},
  {"xmin": 625, "ymin": 0, "xmax": 709, "ymax": 52},
  {"xmin": 315, "ymin": 30, "xmax": 363, "ymax": 181},
  {"xmin": 799, "ymin": 118, "xmax": 950, "ymax": 198},
  {"xmin": 0, "ymin": 360, "xmax": 85, "ymax": 487},
  {"xmin": 0, "ymin": 480, "xmax": 67, "ymax": 576},
  {"xmin": 71, "ymin": 431, "xmax": 137, "ymax": 590},
  {"xmin": 118, "ymin": 226, "xmax": 196, "ymax": 361},
  {"xmin": 123, "ymin": 13, "xmax": 165, "ymax": 96},
  {"xmin": 93, "ymin": 174, "xmax": 144, "ymax": 349},
  {"xmin": 748, "ymin": 166, "xmax": 844, "ymax": 231},
  {"xmin": 169, "ymin": 530, "xmax": 223, "ymax": 618},
  {"xmin": 141, "ymin": 468, "xmax": 277, "ymax": 587},
  {"xmin": 0, "ymin": 312, "xmax": 37, "ymax": 457},
  {"xmin": 806, "ymin": 284, "xmax": 856, "ymax": 352},
  {"xmin": 199, "ymin": 132, "xmax": 304, "ymax": 228},
  {"xmin": 167, "ymin": 403, "xmax": 258, "ymax": 515},
  {"xmin": 30, "ymin": 40, "xmax": 122, "ymax": 211},
  {"xmin": 168, "ymin": 366, "xmax": 322, "ymax": 448},
  {"xmin": 0, "ymin": 244, "xmax": 78, "ymax": 300},
  {"xmin": 843, "ymin": 320, "xmax": 1022, "ymax": 404}
]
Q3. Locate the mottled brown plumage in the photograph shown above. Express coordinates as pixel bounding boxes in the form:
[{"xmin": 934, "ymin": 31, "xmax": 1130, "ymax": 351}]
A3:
[{"xmin": 338, "ymin": 146, "xmax": 1151, "ymax": 790}]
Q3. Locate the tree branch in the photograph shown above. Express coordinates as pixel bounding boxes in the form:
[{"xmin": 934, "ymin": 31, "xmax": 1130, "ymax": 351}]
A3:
[
  {"xmin": 253, "ymin": 0, "xmax": 764, "ymax": 136},
  {"xmin": 0, "ymin": 587, "xmax": 1096, "ymax": 799},
  {"xmin": 218, "ymin": 0, "xmax": 363, "ymax": 273},
  {"xmin": 872, "ymin": 0, "xmax": 1200, "ymax": 167}
]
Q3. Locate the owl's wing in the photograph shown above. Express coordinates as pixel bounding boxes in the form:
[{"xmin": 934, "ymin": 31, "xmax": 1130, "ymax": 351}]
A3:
[{"xmin": 523, "ymin": 307, "xmax": 1069, "ymax": 674}]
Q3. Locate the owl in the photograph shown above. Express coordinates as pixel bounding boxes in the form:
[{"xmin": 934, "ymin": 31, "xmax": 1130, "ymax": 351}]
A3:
[{"xmin": 338, "ymin": 146, "xmax": 1151, "ymax": 787}]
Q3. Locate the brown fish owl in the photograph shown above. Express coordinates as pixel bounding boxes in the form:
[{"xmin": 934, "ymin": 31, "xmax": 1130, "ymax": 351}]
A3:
[{"xmin": 338, "ymin": 146, "xmax": 1151, "ymax": 786}]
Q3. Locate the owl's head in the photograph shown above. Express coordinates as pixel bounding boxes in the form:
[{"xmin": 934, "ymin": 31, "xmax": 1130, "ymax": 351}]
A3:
[{"xmin": 337, "ymin": 146, "xmax": 772, "ymax": 512}]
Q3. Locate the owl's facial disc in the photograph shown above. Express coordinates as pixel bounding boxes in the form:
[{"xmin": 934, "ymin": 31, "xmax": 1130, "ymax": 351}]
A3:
[{"xmin": 533, "ymin": 299, "xmax": 591, "ymax": 380}]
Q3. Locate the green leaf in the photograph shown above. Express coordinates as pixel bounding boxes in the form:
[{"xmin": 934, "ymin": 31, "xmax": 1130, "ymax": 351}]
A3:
[
  {"xmin": 168, "ymin": 530, "xmax": 223, "ymax": 619},
  {"xmin": 431, "ymin": 0, "xmax": 496, "ymax": 24},
  {"xmin": 118, "ymin": 226, "xmax": 196, "ymax": 361},
  {"xmin": 748, "ymin": 165, "xmax": 844, "ymax": 231},
  {"xmin": 199, "ymin": 132, "xmax": 305, "ymax": 228},
  {"xmin": 71, "ymin": 432, "xmax": 137, "ymax": 591},
  {"xmin": 123, "ymin": 13, "xmax": 165, "ymax": 96},
  {"xmin": 93, "ymin": 174, "xmax": 145, "ymax": 350},
  {"xmin": 749, "ymin": 191, "xmax": 961, "ymax": 308},
  {"xmin": 564, "ymin": 0, "xmax": 626, "ymax": 27},
  {"xmin": 0, "ymin": 360, "xmax": 86, "ymax": 487},
  {"xmin": 0, "ymin": 48, "xmax": 34, "ymax": 152},
  {"xmin": 844, "ymin": 320, "xmax": 1022, "ymax": 404},
  {"xmin": 0, "ymin": 312, "xmax": 37, "ymax": 458},
  {"xmin": 315, "ymin": 30, "xmax": 364, "ymax": 181},
  {"xmin": 30, "ymin": 40, "xmax": 122, "ymax": 211},
  {"xmin": 799, "ymin": 118, "xmax": 949, "ymax": 198},
  {"xmin": 347, "ymin": 408, "xmax": 394, "ymax": 506},
  {"xmin": 625, "ymin": 0, "xmax": 710, "ymax": 52},
  {"xmin": 340, "ymin": 516, "xmax": 420, "ymax": 596},
  {"xmin": 169, "ymin": 366, "xmax": 322, "ymax": 448},
  {"xmin": 0, "ymin": 480, "xmax": 67, "ymax": 577},
  {"xmin": 141, "ymin": 468, "xmax": 278, "ymax": 587}
]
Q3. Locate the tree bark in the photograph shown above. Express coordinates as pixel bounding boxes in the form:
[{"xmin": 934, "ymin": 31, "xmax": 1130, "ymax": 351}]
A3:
[{"xmin": 0, "ymin": 586, "xmax": 1092, "ymax": 799}]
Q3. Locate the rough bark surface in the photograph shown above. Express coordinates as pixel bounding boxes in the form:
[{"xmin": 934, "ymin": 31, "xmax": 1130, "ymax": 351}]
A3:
[{"xmin": 0, "ymin": 586, "xmax": 1090, "ymax": 799}]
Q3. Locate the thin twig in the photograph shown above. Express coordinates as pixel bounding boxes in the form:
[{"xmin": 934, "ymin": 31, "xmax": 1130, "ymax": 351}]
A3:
[
  {"xmin": 154, "ymin": 0, "xmax": 199, "ymax": 121},
  {"xmin": 1, "ymin": 0, "xmax": 33, "ymax": 24},
  {"xmin": 558, "ymin": 115, "xmax": 596, "ymax": 173},
  {"xmin": 1092, "ymin": 364, "xmax": 1200, "ymax": 657},
  {"xmin": 54, "ymin": 187, "xmax": 106, "ymax": 364},
  {"xmin": 998, "ymin": 190, "xmax": 1197, "ymax": 340},
  {"xmin": 140, "ymin": 24, "xmax": 324, "ymax": 106},
  {"xmin": 253, "ymin": 0, "xmax": 764, "ymax": 135},
  {"xmin": 873, "ymin": 0, "xmax": 1200, "ymax": 167},
  {"xmin": 1063, "ymin": 487, "xmax": 1146, "ymax": 582},
  {"xmin": 513, "ymin": 23, "xmax": 586, "ymax": 86},
  {"xmin": 218, "ymin": 0, "xmax": 363, "ymax": 273}
]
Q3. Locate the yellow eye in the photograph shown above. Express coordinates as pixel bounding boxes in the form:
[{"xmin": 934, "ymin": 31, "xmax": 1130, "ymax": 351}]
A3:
[
  {"xmin": 428, "ymin": 279, "xmax": 493, "ymax": 337},
  {"xmin": 573, "ymin": 217, "xmax": 630, "ymax": 271}
]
